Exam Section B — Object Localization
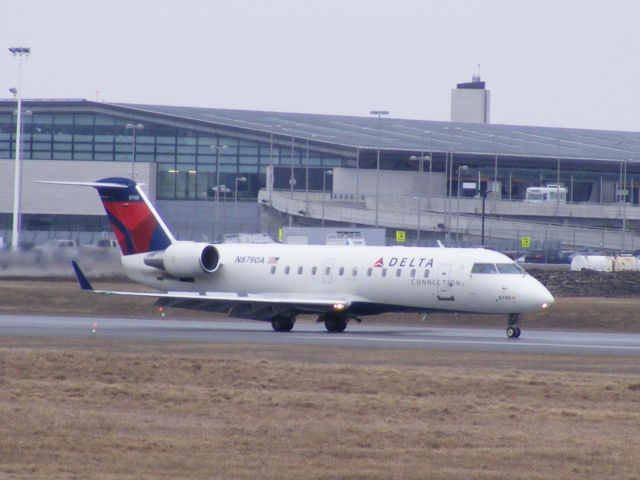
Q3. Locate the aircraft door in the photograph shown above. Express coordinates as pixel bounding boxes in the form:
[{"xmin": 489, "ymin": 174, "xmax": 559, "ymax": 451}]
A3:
[
  {"xmin": 437, "ymin": 263, "xmax": 454, "ymax": 300},
  {"xmin": 322, "ymin": 259, "xmax": 335, "ymax": 284}
]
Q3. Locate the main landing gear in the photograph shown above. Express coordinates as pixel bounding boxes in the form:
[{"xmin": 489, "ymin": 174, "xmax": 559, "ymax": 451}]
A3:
[
  {"xmin": 271, "ymin": 314, "xmax": 295, "ymax": 332},
  {"xmin": 270, "ymin": 312, "xmax": 355, "ymax": 333},
  {"xmin": 319, "ymin": 312, "xmax": 348, "ymax": 333},
  {"xmin": 506, "ymin": 313, "xmax": 521, "ymax": 339}
]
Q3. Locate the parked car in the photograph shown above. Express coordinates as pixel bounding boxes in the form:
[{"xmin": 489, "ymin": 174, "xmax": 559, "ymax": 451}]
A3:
[{"xmin": 519, "ymin": 250, "xmax": 574, "ymax": 264}]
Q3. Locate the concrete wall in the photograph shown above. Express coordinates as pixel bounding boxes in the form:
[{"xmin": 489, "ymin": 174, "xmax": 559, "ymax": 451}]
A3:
[
  {"xmin": 157, "ymin": 200, "xmax": 261, "ymax": 242},
  {"xmin": 332, "ymin": 167, "xmax": 446, "ymax": 199},
  {"xmin": 281, "ymin": 226, "xmax": 386, "ymax": 246},
  {"xmin": 0, "ymin": 159, "xmax": 155, "ymax": 215},
  {"xmin": 260, "ymin": 188, "xmax": 640, "ymax": 251}
]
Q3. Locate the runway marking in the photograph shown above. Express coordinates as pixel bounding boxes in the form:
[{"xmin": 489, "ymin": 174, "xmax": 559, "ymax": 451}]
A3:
[{"xmin": 304, "ymin": 335, "xmax": 640, "ymax": 351}]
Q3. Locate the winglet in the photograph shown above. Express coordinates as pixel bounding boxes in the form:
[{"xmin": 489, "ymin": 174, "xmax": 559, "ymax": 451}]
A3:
[{"xmin": 71, "ymin": 261, "xmax": 94, "ymax": 291}]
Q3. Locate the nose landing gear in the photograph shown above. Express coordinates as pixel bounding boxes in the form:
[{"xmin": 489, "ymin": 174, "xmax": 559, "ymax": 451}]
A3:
[{"xmin": 506, "ymin": 313, "xmax": 521, "ymax": 338}]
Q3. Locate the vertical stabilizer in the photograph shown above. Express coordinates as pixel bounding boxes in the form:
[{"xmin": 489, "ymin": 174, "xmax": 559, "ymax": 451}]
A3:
[{"xmin": 94, "ymin": 177, "xmax": 174, "ymax": 255}]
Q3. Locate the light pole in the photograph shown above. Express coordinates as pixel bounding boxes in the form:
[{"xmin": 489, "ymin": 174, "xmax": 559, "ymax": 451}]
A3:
[
  {"xmin": 556, "ymin": 150, "xmax": 561, "ymax": 215},
  {"xmin": 409, "ymin": 154, "xmax": 432, "ymax": 173},
  {"xmin": 322, "ymin": 169, "xmax": 333, "ymax": 227},
  {"xmin": 444, "ymin": 126, "xmax": 460, "ymax": 237},
  {"xmin": 370, "ymin": 110, "xmax": 389, "ymax": 228},
  {"xmin": 355, "ymin": 126, "xmax": 367, "ymax": 203},
  {"xmin": 290, "ymin": 136, "xmax": 296, "ymax": 198},
  {"xmin": 125, "ymin": 123, "xmax": 143, "ymax": 180},
  {"xmin": 234, "ymin": 176, "xmax": 247, "ymax": 221},
  {"xmin": 210, "ymin": 144, "xmax": 228, "ymax": 241},
  {"xmin": 268, "ymin": 131, "xmax": 274, "ymax": 203},
  {"xmin": 9, "ymin": 46, "xmax": 30, "ymax": 252},
  {"xmin": 490, "ymin": 133, "xmax": 498, "ymax": 209},
  {"xmin": 426, "ymin": 130, "xmax": 433, "ymax": 175},
  {"xmin": 305, "ymin": 136, "xmax": 315, "ymax": 212},
  {"xmin": 410, "ymin": 154, "xmax": 433, "ymax": 209},
  {"xmin": 413, "ymin": 196, "xmax": 422, "ymax": 245},
  {"xmin": 622, "ymin": 159, "xmax": 629, "ymax": 250},
  {"xmin": 220, "ymin": 185, "xmax": 230, "ymax": 202},
  {"xmin": 456, "ymin": 165, "xmax": 468, "ymax": 243},
  {"xmin": 481, "ymin": 186, "xmax": 491, "ymax": 246},
  {"xmin": 234, "ymin": 176, "xmax": 247, "ymax": 203},
  {"xmin": 219, "ymin": 185, "xmax": 230, "ymax": 237}
]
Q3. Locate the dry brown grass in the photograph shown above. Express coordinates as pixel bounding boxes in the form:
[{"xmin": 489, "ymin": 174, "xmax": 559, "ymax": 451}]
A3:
[
  {"xmin": 3, "ymin": 280, "xmax": 640, "ymax": 478},
  {"xmin": 1, "ymin": 340, "xmax": 640, "ymax": 479}
]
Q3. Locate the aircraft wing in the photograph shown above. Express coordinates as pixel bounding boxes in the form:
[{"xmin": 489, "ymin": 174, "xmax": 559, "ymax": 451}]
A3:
[{"xmin": 72, "ymin": 261, "xmax": 351, "ymax": 319}]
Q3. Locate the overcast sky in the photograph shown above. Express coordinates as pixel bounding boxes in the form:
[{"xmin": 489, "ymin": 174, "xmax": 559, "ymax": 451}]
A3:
[{"xmin": 1, "ymin": 0, "xmax": 639, "ymax": 132}]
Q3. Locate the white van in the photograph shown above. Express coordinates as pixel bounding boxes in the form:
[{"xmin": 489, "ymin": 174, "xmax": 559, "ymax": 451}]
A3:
[{"xmin": 525, "ymin": 184, "xmax": 567, "ymax": 203}]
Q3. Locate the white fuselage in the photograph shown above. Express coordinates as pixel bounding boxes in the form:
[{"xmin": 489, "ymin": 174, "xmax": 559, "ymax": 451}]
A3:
[{"xmin": 121, "ymin": 244, "xmax": 554, "ymax": 316}]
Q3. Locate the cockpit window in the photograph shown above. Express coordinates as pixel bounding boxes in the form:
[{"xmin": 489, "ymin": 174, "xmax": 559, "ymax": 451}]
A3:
[
  {"xmin": 471, "ymin": 263, "xmax": 497, "ymax": 274},
  {"xmin": 496, "ymin": 263, "xmax": 525, "ymax": 274}
]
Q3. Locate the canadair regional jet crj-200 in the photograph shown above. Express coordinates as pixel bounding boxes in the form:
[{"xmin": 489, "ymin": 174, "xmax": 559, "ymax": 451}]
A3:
[{"xmin": 44, "ymin": 177, "xmax": 554, "ymax": 338}]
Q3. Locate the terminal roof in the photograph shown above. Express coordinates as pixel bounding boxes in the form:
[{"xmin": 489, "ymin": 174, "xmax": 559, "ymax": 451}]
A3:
[{"xmin": 2, "ymin": 98, "xmax": 639, "ymax": 161}]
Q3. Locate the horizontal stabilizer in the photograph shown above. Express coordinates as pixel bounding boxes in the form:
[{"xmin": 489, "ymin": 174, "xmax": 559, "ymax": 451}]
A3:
[
  {"xmin": 37, "ymin": 180, "xmax": 129, "ymax": 189},
  {"xmin": 71, "ymin": 261, "xmax": 94, "ymax": 291}
]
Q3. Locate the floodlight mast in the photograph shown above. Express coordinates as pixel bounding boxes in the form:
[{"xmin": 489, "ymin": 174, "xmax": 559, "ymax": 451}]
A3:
[
  {"xmin": 125, "ymin": 123, "xmax": 144, "ymax": 180},
  {"xmin": 9, "ymin": 46, "xmax": 30, "ymax": 252},
  {"xmin": 369, "ymin": 110, "xmax": 389, "ymax": 228}
]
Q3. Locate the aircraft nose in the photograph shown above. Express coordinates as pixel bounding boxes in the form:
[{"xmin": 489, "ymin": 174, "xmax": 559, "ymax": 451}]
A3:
[
  {"xmin": 538, "ymin": 285, "xmax": 554, "ymax": 310},
  {"xmin": 520, "ymin": 276, "xmax": 554, "ymax": 311},
  {"xmin": 532, "ymin": 279, "xmax": 554, "ymax": 310}
]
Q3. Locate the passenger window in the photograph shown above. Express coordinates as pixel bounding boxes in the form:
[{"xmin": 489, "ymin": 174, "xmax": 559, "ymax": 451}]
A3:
[
  {"xmin": 410, "ymin": 269, "xmax": 416, "ymax": 278},
  {"xmin": 325, "ymin": 267, "xmax": 331, "ymax": 275},
  {"xmin": 381, "ymin": 268, "xmax": 387, "ymax": 277},
  {"xmin": 339, "ymin": 267, "xmax": 344, "ymax": 276},
  {"xmin": 311, "ymin": 266, "xmax": 317, "ymax": 275},
  {"xmin": 396, "ymin": 269, "xmax": 402, "ymax": 277},
  {"xmin": 297, "ymin": 266, "xmax": 303, "ymax": 275},
  {"xmin": 270, "ymin": 266, "xmax": 276, "ymax": 274},
  {"xmin": 424, "ymin": 269, "xmax": 430, "ymax": 278},
  {"xmin": 352, "ymin": 267, "xmax": 358, "ymax": 276},
  {"xmin": 367, "ymin": 268, "xmax": 372, "ymax": 277},
  {"xmin": 471, "ymin": 263, "xmax": 497, "ymax": 274},
  {"xmin": 285, "ymin": 266, "xmax": 290, "ymax": 274}
]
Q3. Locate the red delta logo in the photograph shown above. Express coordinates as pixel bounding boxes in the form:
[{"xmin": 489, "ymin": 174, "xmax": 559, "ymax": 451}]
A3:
[{"xmin": 372, "ymin": 257, "xmax": 384, "ymax": 267}]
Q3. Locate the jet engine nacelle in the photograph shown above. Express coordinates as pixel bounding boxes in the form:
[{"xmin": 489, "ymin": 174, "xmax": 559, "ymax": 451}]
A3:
[{"xmin": 144, "ymin": 242, "xmax": 220, "ymax": 277}]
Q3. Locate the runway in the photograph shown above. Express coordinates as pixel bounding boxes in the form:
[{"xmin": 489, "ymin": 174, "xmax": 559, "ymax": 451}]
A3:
[{"xmin": 2, "ymin": 314, "xmax": 640, "ymax": 356}]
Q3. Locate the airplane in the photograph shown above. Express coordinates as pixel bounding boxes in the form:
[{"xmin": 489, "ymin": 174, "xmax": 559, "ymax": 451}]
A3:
[{"xmin": 43, "ymin": 177, "xmax": 554, "ymax": 338}]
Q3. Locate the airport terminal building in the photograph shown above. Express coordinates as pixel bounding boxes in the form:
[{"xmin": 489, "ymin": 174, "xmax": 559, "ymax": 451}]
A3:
[{"xmin": 1, "ymin": 98, "xmax": 640, "ymax": 250}]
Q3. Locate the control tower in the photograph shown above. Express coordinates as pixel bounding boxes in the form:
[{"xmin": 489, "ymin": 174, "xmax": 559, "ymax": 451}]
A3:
[{"xmin": 451, "ymin": 74, "xmax": 491, "ymax": 124}]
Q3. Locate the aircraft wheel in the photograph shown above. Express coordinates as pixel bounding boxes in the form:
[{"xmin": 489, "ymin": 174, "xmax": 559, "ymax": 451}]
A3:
[
  {"xmin": 324, "ymin": 316, "xmax": 347, "ymax": 333},
  {"xmin": 506, "ymin": 326, "xmax": 522, "ymax": 338},
  {"xmin": 271, "ymin": 316, "xmax": 295, "ymax": 332}
]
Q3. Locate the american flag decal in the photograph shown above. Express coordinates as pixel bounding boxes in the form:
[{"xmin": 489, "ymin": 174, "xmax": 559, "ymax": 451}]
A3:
[{"xmin": 267, "ymin": 256, "xmax": 280, "ymax": 264}]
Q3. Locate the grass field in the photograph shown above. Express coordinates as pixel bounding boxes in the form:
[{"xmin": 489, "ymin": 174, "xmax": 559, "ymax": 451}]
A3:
[
  {"xmin": 1, "ymin": 339, "xmax": 640, "ymax": 480},
  {"xmin": 2, "ymin": 279, "xmax": 640, "ymax": 479}
]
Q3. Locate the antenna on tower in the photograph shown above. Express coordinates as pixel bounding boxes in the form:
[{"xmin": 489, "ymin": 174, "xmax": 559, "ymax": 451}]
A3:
[{"xmin": 473, "ymin": 64, "xmax": 481, "ymax": 83}]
